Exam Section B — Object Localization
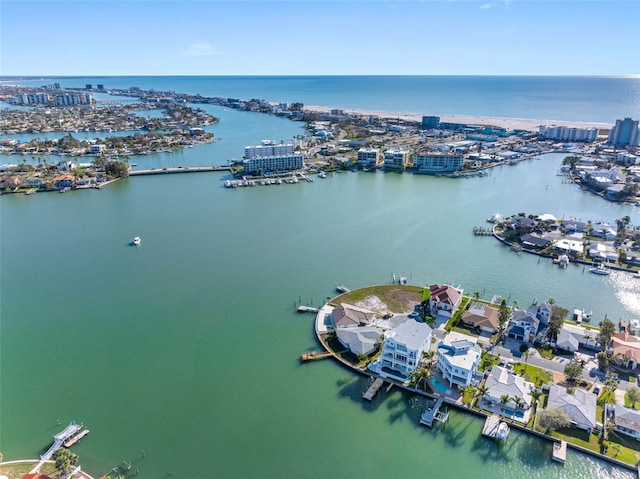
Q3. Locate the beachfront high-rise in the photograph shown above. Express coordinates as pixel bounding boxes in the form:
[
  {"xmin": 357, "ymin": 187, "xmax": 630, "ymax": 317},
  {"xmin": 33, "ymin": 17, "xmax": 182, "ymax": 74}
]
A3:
[
  {"xmin": 538, "ymin": 125, "xmax": 599, "ymax": 142},
  {"xmin": 608, "ymin": 118, "xmax": 639, "ymax": 147}
]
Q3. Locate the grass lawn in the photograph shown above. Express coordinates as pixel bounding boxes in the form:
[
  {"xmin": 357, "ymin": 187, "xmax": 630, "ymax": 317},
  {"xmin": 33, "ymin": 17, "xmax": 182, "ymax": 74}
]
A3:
[
  {"xmin": 334, "ymin": 285, "xmax": 424, "ymax": 313},
  {"xmin": 513, "ymin": 363, "xmax": 553, "ymax": 385},
  {"xmin": 0, "ymin": 462, "xmax": 57, "ymax": 479},
  {"xmin": 537, "ymin": 345, "xmax": 554, "ymax": 360},
  {"xmin": 552, "ymin": 428, "xmax": 638, "ymax": 465}
]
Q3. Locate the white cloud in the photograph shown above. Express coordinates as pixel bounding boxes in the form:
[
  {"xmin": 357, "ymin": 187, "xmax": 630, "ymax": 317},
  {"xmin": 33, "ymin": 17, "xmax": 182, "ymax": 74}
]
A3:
[
  {"xmin": 183, "ymin": 43, "xmax": 220, "ymax": 57},
  {"xmin": 480, "ymin": 3, "xmax": 492, "ymax": 8}
]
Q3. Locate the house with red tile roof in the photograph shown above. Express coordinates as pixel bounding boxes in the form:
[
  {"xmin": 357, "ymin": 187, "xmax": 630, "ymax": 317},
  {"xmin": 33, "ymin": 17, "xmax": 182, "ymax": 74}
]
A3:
[
  {"xmin": 427, "ymin": 284, "xmax": 463, "ymax": 319},
  {"xmin": 612, "ymin": 332, "xmax": 640, "ymax": 369}
]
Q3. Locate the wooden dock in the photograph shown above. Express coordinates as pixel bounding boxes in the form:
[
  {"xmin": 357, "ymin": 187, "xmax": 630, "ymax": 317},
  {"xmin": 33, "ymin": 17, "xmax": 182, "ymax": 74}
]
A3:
[
  {"xmin": 64, "ymin": 429, "xmax": 90, "ymax": 448},
  {"xmin": 482, "ymin": 414, "xmax": 501, "ymax": 438},
  {"xmin": 300, "ymin": 351, "xmax": 332, "ymax": 362},
  {"xmin": 552, "ymin": 440, "xmax": 567, "ymax": 463},
  {"xmin": 420, "ymin": 397, "xmax": 448, "ymax": 427},
  {"xmin": 297, "ymin": 305, "xmax": 319, "ymax": 313},
  {"xmin": 363, "ymin": 378, "xmax": 385, "ymax": 401}
]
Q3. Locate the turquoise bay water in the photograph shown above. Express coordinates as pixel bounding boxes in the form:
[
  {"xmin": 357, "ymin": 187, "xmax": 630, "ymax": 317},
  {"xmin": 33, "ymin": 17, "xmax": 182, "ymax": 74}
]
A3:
[{"xmin": 2, "ymin": 79, "xmax": 640, "ymax": 478}]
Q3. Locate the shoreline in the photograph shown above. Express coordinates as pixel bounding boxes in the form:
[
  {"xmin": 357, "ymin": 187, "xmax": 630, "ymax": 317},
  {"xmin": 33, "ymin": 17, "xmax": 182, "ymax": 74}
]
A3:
[
  {"xmin": 311, "ymin": 286, "xmax": 637, "ymax": 473},
  {"xmin": 303, "ymin": 104, "xmax": 613, "ymax": 132}
]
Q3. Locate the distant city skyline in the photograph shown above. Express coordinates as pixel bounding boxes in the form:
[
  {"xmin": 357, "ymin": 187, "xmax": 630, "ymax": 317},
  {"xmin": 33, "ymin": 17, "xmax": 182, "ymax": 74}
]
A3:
[{"xmin": 2, "ymin": 0, "xmax": 639, "ymax": 76}]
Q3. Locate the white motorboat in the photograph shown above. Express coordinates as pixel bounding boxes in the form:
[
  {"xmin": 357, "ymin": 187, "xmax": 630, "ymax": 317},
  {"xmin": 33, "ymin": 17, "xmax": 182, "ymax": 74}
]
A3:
[
  {"xmin": 133, "ymin": 237, "xmax": 141, "ymax": 246},
  {"xmin": 590, "ymin": 263, "xmax": 610, "ymax": 275},
  {"xmin": 495, "ymin": 421, "xmax": 510, "ymax": 442}
]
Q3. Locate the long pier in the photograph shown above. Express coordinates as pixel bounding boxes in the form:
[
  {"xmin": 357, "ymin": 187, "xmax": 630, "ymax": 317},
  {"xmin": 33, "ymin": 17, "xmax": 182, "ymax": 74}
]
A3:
[
  {"xmin": 300, "ymin": 351, "xmax": 333, "ymax": 362},
  {"xmin": 129, "ymin": 166, "xmax": 230, "ymax": 176}
]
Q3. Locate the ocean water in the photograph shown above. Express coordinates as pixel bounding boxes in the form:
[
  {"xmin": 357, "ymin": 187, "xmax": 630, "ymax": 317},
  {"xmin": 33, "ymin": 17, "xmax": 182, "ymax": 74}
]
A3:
[
  {"xmin": 3, "ymin": 75, "xmax": 639, "ymax": 124},
  {"xmin": 1, "ymin": 77, "xmax": 640, "ymax": 479}
]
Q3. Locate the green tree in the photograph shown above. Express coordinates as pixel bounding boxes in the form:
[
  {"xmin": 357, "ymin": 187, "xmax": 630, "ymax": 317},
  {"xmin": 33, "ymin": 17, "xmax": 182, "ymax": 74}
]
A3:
[
  {"xmin": 563, "ymin": 362, "xmax": 583, "ymax": 384},
  {"xmin": 562, "ymin": 155, "xmax": 580, "ymax": 172},
  {"xmin": 598, "ymin": 318, "xmax": 616, "ymax": 350},
  {"xmin": 625, "ymin": 386, "xmax": 640, "ymax": 408},
  {"xmin": 530, "ymin": 389, "xmax": 544, "ymax": 412},
  {"xmin": 536, "ymin": 408, "xmax": 572, "ymax": 434},
  {"xmin": 498, "ymin": 299, "xmax": 510, "ymax": 342},
  {"xmin": 547, "ymin": 305, "xmax": 568, "ymax": 342}
]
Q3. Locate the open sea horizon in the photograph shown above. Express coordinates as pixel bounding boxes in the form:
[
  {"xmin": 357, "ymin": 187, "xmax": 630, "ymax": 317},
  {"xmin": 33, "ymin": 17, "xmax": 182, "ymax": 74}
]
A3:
[{"xmin": 2, "ymin": 75, "xmax": 639, "ymax": 125}]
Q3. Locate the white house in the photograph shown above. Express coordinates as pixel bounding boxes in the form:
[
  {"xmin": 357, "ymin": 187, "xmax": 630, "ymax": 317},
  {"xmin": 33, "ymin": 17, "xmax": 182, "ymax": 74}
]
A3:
[
  {"xmin": 436, "ymin": 332, "xmax": 481, "ymax": 388},
  {"xmin": 371, "ymin": 319, "xmax": 432, "ymax": 381},
  {"xmin": 548, "ymin": 385, "xmax": 597, "ymax": 432},
  {"xmin": 614, "ymin": 404, "xmax": 640, "ymax": 439},
  {"xmin": 555, "ymin": 324, "xmax": 600, "ymax": 352},
  {"xmin": 336, "ymin": 327, "xmax": 383, "ymax": 357},
  {"xmin": 482, "ymin": 366, "xmax": 533, "ymax": 421}
]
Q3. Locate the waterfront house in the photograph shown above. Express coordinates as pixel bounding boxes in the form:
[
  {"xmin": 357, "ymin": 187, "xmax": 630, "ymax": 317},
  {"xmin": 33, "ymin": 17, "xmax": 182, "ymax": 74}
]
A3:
[
  {"xmin": 330, "ymin": 303, "xmax": 376, "ymax": 328},
  {"xmin": 52, "ymin": 174, "xmax": 74, "ymax": 189},
  {"xmin": 336, "ymin": 326, "xmax": 383, "ymax": 357},
  {"xmin": 554, "ymin": 238, "xmax": 584, "ymax": 256},
  {"xmin": 611, "ymin": 333, "xmax": 640, "ymax": 370},
  {"xmin": 547, "ymin": 385, "xmax": 597, "ymax": 432},
  {"xmin": 436, "ymin": 332, "xmax": 481, "ymax": 388},
  {"xmin": 460, "ymin": 302, "xmax": 500, "ymax": 334},
  {"xmin": 507, "ymin": 310, "xmax": 540, "ymax": 343},
  {"xmin": 482, "ymin": 365, "xmax": 533, "ymax": 421},
  {"xmin": 23, "ymin": 176, "xmax": 46, "ymax": 189},
  {"xmin": 427, "ymin": 284, "xmax": 463, "ymax": 319},
  {"xmin": 0, "ymin": 175, "xmax": 21, "ymax": 190},
  {"xmin": 520, "ymin": 234, "xmax": 551, "ymax": 250},
  {"xmin": 555, "ymin": 324, "xmax": 600, "ymax": 353},
  {"xmin": 527, "ymin": 303, "xmax": 553, "ymax": 327},
  {"xmin": 588, "ymin": 242, "xmax": 618, "ymax": 262},
  {"xmin": 613, "ymin": 404, "xmax": 640, "ymax": 439},
  {"xmin": 372, "ymin": 319, "xmax": 432, "ymax": 381}
]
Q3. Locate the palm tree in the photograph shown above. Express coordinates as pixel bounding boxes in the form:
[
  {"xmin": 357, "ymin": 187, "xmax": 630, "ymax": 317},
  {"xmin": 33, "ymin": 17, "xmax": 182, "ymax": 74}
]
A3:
[{"xmin": 476, "ymin": 384, "xmax": 489, "ymax": 406}]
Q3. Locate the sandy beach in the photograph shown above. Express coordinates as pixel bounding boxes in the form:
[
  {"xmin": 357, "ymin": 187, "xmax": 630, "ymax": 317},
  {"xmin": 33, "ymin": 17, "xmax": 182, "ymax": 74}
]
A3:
[{"xmin": 304, "ymin": 105, "xmax": 613, "ymax": 132}]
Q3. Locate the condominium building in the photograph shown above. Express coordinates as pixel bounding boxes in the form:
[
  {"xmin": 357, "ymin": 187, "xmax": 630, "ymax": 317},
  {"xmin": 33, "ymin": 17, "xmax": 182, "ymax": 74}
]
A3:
[
  {"xmin": 608, "ymin": 118, "xmax": 639, "ymax": 147},
  {"xmin": 56, "ymin": 93, "xmax": 93, "ymax": 106},
  {"xmin": 245, "ymin": 140, "xmax": 295, "ymax": 159},
  {"xmin": 538, "ymin": 125, "xmax": 599, "ymax": 142},
  {"xmin": 357, "ymin": 148, "xmax": 381, "ymax": 168},
  {"xmin": 242, "ymin": 154, "xmax": 303, "ymax": 175},
  {"xmin": 383, "ymin": 148, "xmax": 411, "ymax": 169},
  {"xmin": 413, "ymin": 153, "xmax": 464, "ymax": 173}
]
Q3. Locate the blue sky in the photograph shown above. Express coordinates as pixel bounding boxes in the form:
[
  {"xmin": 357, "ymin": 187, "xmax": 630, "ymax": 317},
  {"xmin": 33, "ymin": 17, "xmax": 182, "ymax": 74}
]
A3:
[{"xmin": 2, "ymin": 0, "xmax": 639, "ymax": 76}]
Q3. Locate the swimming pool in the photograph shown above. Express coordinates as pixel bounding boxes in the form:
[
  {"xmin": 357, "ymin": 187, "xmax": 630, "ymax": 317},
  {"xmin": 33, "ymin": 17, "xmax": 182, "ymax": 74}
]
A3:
[
  {"xmin": 429, "ymin": 376, "xmax": 451, "ymax": 394},
  {"xmin": 500, "ymin": 407, "xmax": 525, "ymax": 418}
]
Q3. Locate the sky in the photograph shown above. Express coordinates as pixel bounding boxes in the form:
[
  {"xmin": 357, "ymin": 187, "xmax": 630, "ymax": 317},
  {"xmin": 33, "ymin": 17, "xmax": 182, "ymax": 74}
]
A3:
[{"xmin": 1, "ymin": 0, "xmax": 639, "ymax": 76}]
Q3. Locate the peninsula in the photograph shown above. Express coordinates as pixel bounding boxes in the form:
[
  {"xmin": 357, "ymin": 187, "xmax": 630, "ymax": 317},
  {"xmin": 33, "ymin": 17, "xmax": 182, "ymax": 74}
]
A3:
[{"xmin": 308, "ymin": 282, "xmax": 640, "ymax": 469}]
